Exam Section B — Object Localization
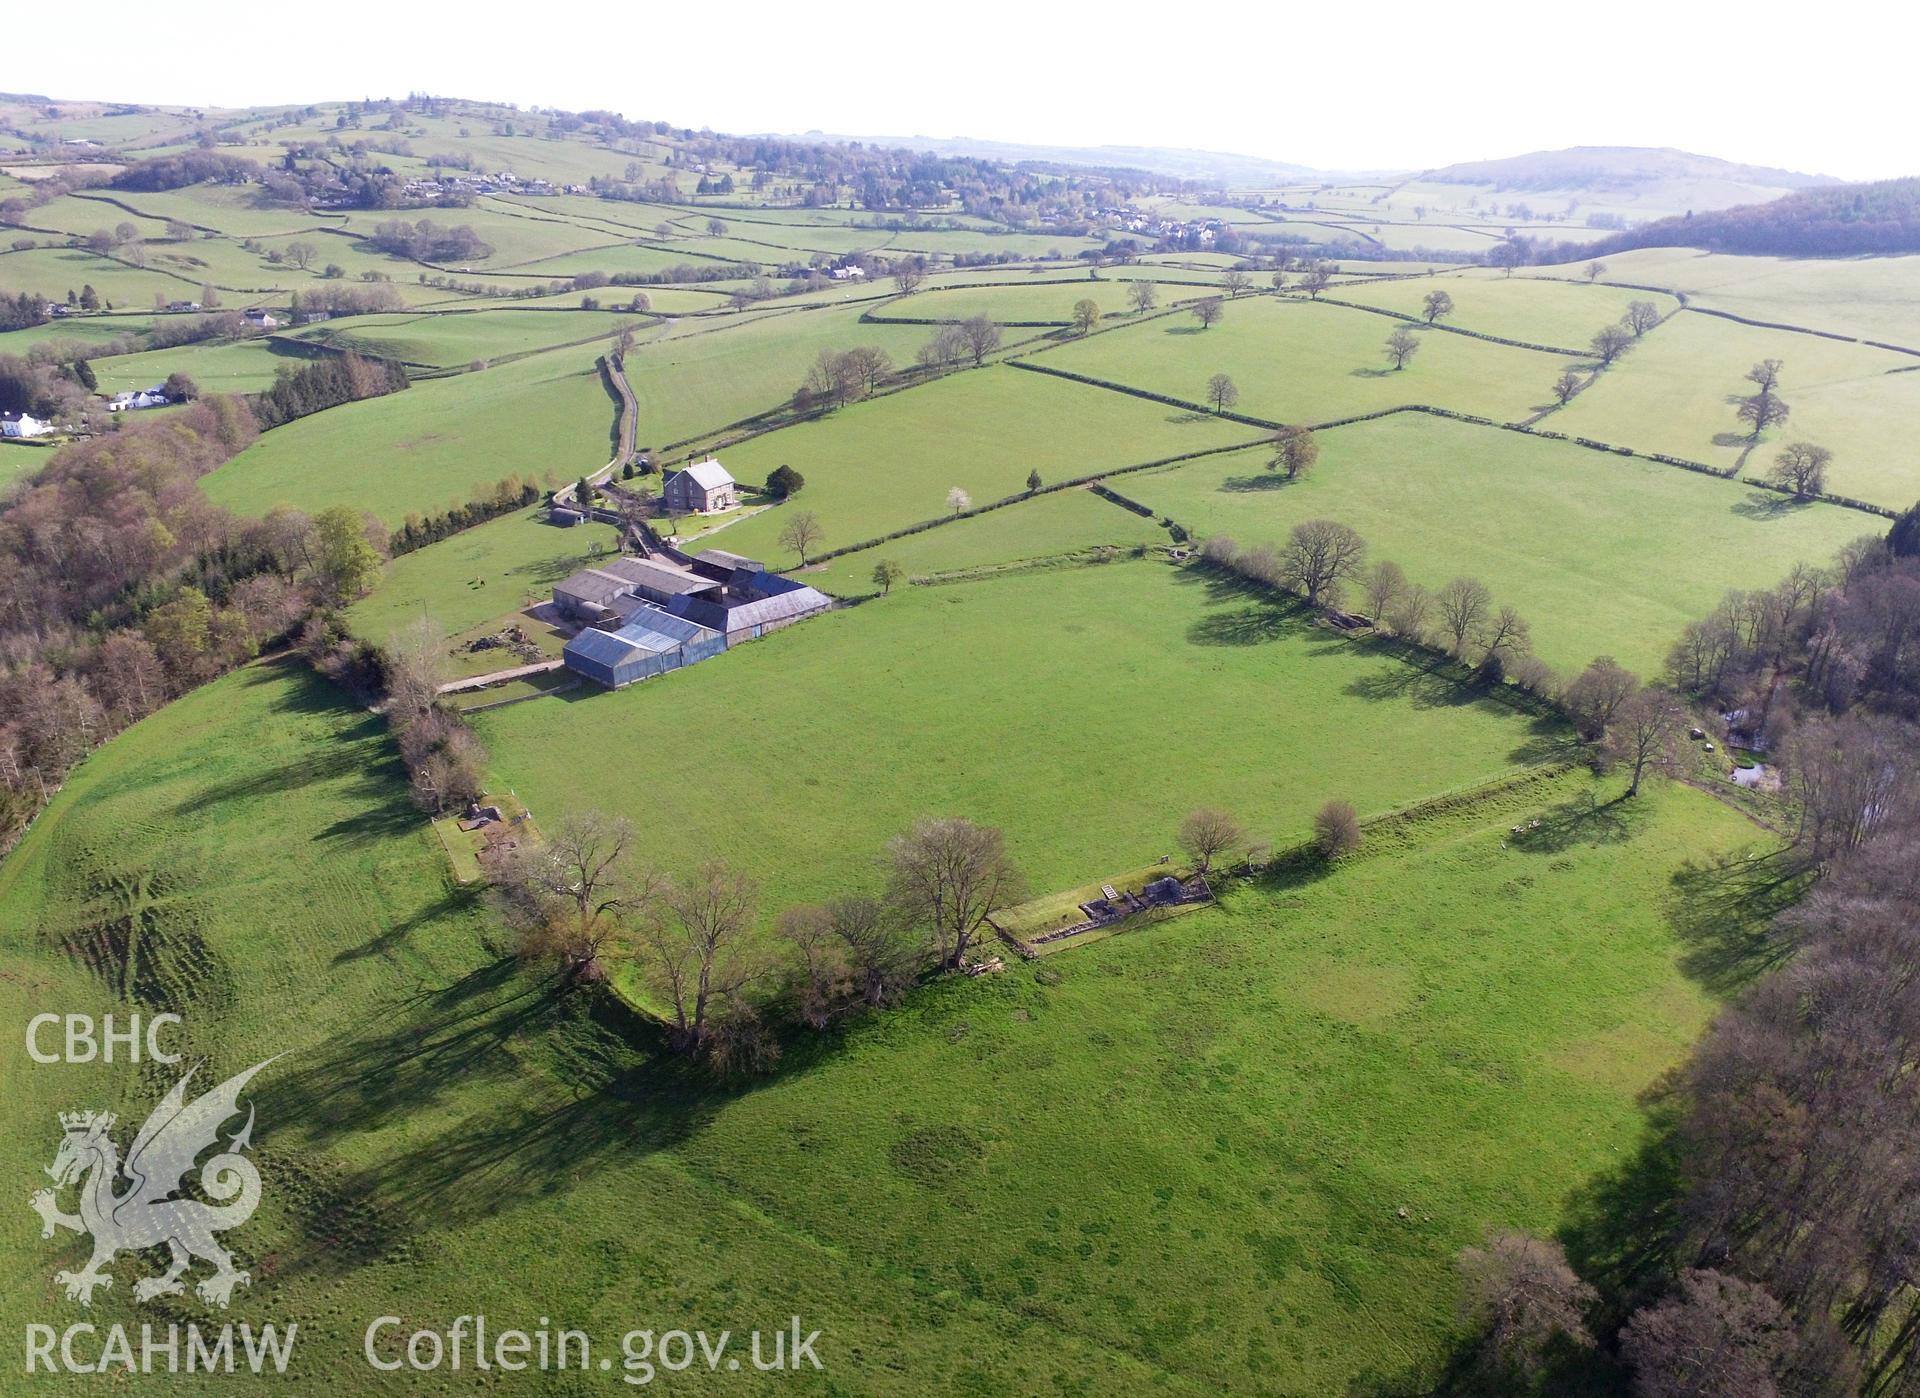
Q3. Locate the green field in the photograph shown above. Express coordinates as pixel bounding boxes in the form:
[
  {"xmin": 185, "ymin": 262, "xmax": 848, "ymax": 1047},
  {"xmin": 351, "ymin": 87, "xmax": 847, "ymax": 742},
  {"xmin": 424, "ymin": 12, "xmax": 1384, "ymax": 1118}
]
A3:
[
  {"xmin": 868, "ymin": 278, "xmax": 1202, "ymax": 326},
  {"xmin": 204, "ymin": 343, "xmax": 615, "ymax": 525},
  {"xmin": 1030, "ymin": 295, "xmax": 1575, "ymax": 425},
  {"xmin": 1121, "ymin": 413, "xmax": 1872, "ymax": 674},
  {"xmin": 0, "ymin": 650, "xmax": 1767, "ymax": 1393},
  {"xmin": 1328, "ymin": 272, "xmax": 1681, "ymax": 350},
  {"xmin": 479, "ymin": 561, "xmax": 1567, "ymax": 908},
  {"xmin": 88, "ymin": 336, "xmax": 306, "ymax": 395},
  {"xmin": 287, "ymin": 306, "xmax": 654, "ymax": 368},
  {"xmin": 1552, "ymin": 309, "xmax": 1920, "ymax": 506},
  {"xmin": 692, "ymin": 364, "xmax": 1254, "ymax": 566}
]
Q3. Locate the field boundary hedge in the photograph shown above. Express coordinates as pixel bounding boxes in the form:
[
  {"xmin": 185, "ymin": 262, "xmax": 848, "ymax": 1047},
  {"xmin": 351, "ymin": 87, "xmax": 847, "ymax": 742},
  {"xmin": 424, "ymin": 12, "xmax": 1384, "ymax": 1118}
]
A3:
[
  {"xmin": 1680, "ymin": 304, "xmax": 1920, "ymax": 357},
  {"xmin": 1311, "ymin": 294, "xmax": 1588, "ymax": 356}
]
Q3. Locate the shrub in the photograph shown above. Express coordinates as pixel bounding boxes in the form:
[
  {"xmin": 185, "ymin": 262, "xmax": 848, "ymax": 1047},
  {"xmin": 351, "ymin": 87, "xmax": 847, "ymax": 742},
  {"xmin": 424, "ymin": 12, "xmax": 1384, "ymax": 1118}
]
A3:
[{"xmin": 1313, "ymin": 800, "xmax": 1362, "ymax": 861}]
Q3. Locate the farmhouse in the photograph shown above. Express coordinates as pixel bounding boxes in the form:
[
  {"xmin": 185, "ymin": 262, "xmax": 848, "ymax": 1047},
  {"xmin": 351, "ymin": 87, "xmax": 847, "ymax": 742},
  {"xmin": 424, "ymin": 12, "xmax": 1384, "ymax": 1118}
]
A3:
[
  {"xmin": 243, "ymin": 308, "xmax": 280, "ymax": 329},
  {"xmin": 1, "ymin": 412, "xmax": 52, "ymax": 438},
  {"xmin": 660, "ymin": 458, "xmax": 737, "ymax": 514},
  {"xmin": 553, "ymin": 547, "xmax": 831, "ymax": 688},
  {"xmin": 107, "ymin": 386, "xmax": 169, "ymax": 412}
]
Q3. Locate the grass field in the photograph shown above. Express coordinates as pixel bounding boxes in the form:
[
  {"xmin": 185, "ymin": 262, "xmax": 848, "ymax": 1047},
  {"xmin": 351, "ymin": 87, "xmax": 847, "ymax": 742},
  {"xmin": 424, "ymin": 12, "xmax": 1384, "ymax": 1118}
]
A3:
[
  {"xmin": 0, "ymin": 655, "xmax": 1770, "ymax": 1393},
  {"xmin": 478, "ymin": 560, "xmax": 1568, "ymax": 909},
  {"xmin": 204, "ymin": 344, "xmax": 615, "ymax": 525},
  {"xmin": 690, "ymin": 364, "xmax": 1255, "ymax": 566},
  {"xmin": 1124, "ymin": 413, "xmax": 1871, "ymax": 674},
  {"xmin": 88, "ymin": 336, "xmax": 306, "ymax": 395},
  {"xmin": 0, "ymin": 439, "xmax": 56, "ymax": 490},
  {"xmin": 1328, "ymin": 272, "xmax": 1681, "ymax": 350},
  {"xmin": 1029, "ymin": 295, "xmax": 1574, "ymax": 425},
  {"xmin": 287, "ymin": 306, "xmax": 654, "ymax": 368},
  {"xmin": 1552, "ymin": 310, "xmax": 1920, "ymax": 506}
]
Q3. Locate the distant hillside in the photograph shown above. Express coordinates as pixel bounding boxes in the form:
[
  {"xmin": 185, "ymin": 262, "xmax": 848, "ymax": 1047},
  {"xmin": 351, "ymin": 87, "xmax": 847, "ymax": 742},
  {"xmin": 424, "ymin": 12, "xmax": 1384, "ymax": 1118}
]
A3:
[
  {"xmin": 784, "ymin": 131, "xmax": 1329, "ymax": 186},
  {"xmin": 1580, "ymin": 177, "xmax": 1920, "ymax": 257},
  {"xmin": 1426, "ymin": 145, "xmax": 1835, "ymax": 193}
]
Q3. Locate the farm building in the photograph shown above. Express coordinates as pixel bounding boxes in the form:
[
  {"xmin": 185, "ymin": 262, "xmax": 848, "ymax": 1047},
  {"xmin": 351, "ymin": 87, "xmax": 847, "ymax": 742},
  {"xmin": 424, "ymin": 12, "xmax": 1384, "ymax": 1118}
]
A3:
[
  {"xmin": 553, "ymin": 556, "xmax": 719, "ymax": 624},
  {"xmin": 108, "ymin": 386, "xmax": 169, "ymax": 412},
  {"xmin": 560, "ymin": 606, "xmax": 725, "ymax": 689},
  {"xmin": 1, "ymin": 412, "xmax": 52, "ymax": 438},
  {"xmin": 667, "ymin": 572, "xmax": 831, "ymax": 645},
  {"xmin": 660, "ymin": 459, "xmax": 738, "ymax": 514}
]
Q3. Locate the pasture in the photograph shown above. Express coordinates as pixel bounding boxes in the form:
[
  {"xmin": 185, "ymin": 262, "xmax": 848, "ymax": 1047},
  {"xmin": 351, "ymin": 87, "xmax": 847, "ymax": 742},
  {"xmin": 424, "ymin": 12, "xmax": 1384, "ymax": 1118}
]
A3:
[
  {"xmin": 0, "ymin": 657, "xmax": 1765, "ymax": 1393},
  {"xmin": 1030, "ymin": 294, "xmax": 1575, "ymax": 426},
  {"xmin": 1123, "ymin": 412, "xmax": 1871, "ymax": 673},
  {"xmin": 1327, "ymin": 271, "xmax": 1682, "ymax": 350}
]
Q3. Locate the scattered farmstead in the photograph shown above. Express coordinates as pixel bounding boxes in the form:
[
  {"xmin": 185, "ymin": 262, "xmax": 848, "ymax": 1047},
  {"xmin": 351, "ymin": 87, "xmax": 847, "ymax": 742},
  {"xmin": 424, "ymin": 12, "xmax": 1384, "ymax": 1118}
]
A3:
[{"xmin": 556, "ymin": 546, "xmax": 831, "ymax": 688}]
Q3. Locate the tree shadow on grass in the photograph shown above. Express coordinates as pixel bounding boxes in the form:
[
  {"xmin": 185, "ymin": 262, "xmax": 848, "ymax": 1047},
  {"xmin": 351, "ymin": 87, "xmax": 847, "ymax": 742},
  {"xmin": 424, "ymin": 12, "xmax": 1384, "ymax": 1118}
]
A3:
[
  {"xmin": 1558, "ymin": 1094, "xmax": 1692, "ymax": 1334},
  {"xmin": 1663, "ymin": 846, "xmax": 1807, "ymax": 994},
  {"xmin": 1186, "ymin": 604, "xmax": 1298, "ymax": 646},
  {"xmin": 331, "ymin": 884, "xmax": 486, "ymax": 966},
  {"xmin": 1729, "ymin": 489, "xmax": 1811, "ymax": 521},
  {"xmin": 1218, "ymin": 472, "xmax": 1292, "ymax": 492},
  {"xmin": 1349, "ymin": 366, "xmax": 1396, "ymax": 379},
  {"xmin": 1505, "ymin": 787, "xmax": 1648, "ymax": 853}
]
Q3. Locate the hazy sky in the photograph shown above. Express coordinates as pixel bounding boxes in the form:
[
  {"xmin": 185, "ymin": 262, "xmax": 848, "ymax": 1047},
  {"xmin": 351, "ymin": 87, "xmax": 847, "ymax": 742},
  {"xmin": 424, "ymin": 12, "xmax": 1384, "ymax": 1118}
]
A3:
[{"xmin": 10, "ymin": 1, "xmax": 1905, "ymax": 180}]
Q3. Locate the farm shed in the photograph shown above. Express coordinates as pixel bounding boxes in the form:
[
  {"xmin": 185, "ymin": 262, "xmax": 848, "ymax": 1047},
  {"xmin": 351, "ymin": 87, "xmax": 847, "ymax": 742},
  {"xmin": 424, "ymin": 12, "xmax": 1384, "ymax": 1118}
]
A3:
[
  {"xmin": 668, "ymin": 573, "xmax": 832, "ymax": 645},
  {"xmin": 553, "ymin": 559, "xmax": 718, "ymax": 623},
  {"xmin": 561, "ymin": 606, "xmax": 724, "ymax": 688}
]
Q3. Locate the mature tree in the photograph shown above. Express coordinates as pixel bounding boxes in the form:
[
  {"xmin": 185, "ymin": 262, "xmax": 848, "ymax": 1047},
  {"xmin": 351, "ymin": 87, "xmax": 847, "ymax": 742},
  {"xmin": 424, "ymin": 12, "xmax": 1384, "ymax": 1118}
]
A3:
[
  {"xmin": 1590, "ymin": 323, "xmax": 1633, "ymax": 365},
  {"xmin": 1456, "ymin": 1231, "xmax": 1597, "ymax": 1381},
  {"xmin": 1436, "ymin": 576, "xmax": 1493, "ymax": 658},
  {"xmin": 1563, "ymin": 656, "xmax": 1640, "ymax": 738},
  {"xmin": 200, "ymin": 282, "xmax": 220, "ymax": 309},
  {"xmin": 1127, "ymin": 281, "xmax": 1158, "ymax": 314},
  {"xmin": 1025, "ymin": 468, "xmax": 1042, "ymax": 493},
  {"xmin": 1422, "ymin": 289, "xmax": 1454, "ymax": 324},
  {"xmin": 765, "ymin": 463, "xmax": 804, "ymax": 498},
  {"xmin": 644, "ymin": 859, "xmax": 762, "ymax": 1055},
  {"xmin": 1624, "ymin": 299, "xmax": 1662, "ymax": 336},
  {"xmin": 1279, "ymin": 518, "xmax": 1367, "ymax": 608},
  {"xmin": 506, "ymin": 812, "xmax": 658, "ymax": 982},
  {"xmin": 1221, "ymin": 268, "xmax": 1252, "ymax": 298},
  {"xmin": 1746, "ymin": 357, "xmax": 1784, "ymax": 395},
  {"xmin": 917, "ymin": 322, "xmax": 967, "ymax": 371},
  {"xmin": 946, "ymin": 485, "xmax": 971, "ymax": 516},
  {"xmin": 1300, "ymin": 261, "xmax": 1335, "ymax": 298},
  {"xmin": 1769, "ymin": 441, "xmax": 1832, "ymax": 498},
  {"xmin": 1478, "ymin": 605, "xmax": 1533, "ymax": 670},
  {"xmin": 1269, "ymin": 269, "xmax": 1290, "ymax": 292},
  {"xmin": 706, "ymin": 217, "xmax": 728, "ymax": 236},
  {"xmin": 871, "ymin": 558, "xmax": 906, "ymax": 594},
  {"xmin": 1384, "ymin": 325, "xmax": 1421, "ymax": 370},
  {"xmin": 1737, "ymin": 391, "xmax": 1791, "ymax": 440},
  {"xmin": 1271, "ymin": 424, "xmax": 1320, "ymax": 480},
  {"xmin": 1385, "ymin": 581, "xmax": 1432, "ymax": 642},
  {"xmin": 1608, "ymin": 686, "xmax": 1686, "ymax": 796},
  {"xmin": 1891, "ymin": 499, "xmax": 1920, "ymax": 558},
  {"xmin": 958, "ymin": 314, "xmax": 1001, "ymax": 366},
  {"xmin": 1785, "ymin": 712, "xmax": 1916, "ymax": 861},
  {"xmin": 1205, "ymin": 372, "xmax": 1240, "ymax": 413},
  {"xmin": 1362, "ymin": 559, "xmax": 1407, "ymax": 624},
  {"xmin": 1071, "ymin": 297, "xmax": 1100, "ymax": 336},
  {"xmin": 1585, "ymin": 260, "xmax": 1608, "ymax": 282},
  {"xmin": 891, "ymin": 256, "xmax": 926, "ymax": 294},
  {"xmin": 1178, "ymin": 807, "xmax": 1243, "ymax": 875},
  {"xmin": 1621, "ymin": 1271, "xmax": 1796, "ymax": 1398},
  {"xmin": 1551, "ymin": 368, "xmax": 1582, "ymax": 405},
  {"xmin": 842, "ymin": 344, "xmax": 893, "ymax": 398},
  {"xmin": 778, "ymin": 509, "xmax": 824, "ymax": 565},
  {"xmin": 285, "ymin": 239, "xmax": 318, "ymax": 270},
  {"xmin": 1313, "ymin": 800, "xmax": 1362, "ymax": 860},
  {"xmin": 887, "ymin": 816, "xmax": 1023, "ymax": 969},
  {"xmin": 144, "ymin": 587, "xmax": 215, "ymax": 679},
  {"xmin": 1191, "ymin": 297, "xmax": 1225, "ymax": 330},
  {"xmin": 162, "ymin": 371, "xmax": 198, "ymax": 402},
  {"xmin": 313, "ymin": 504, "xmax": 382, "ymax": 601},
  {"xmin": 804, "ymin": 347, "xmax": 858, "ymax": 407}
]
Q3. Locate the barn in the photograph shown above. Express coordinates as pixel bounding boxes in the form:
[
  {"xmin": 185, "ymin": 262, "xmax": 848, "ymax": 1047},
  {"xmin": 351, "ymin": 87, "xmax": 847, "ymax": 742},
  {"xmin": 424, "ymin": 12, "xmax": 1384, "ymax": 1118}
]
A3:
[{"xmin": 560, "ymin": 606, "xmax": 725, "ymax": 689}]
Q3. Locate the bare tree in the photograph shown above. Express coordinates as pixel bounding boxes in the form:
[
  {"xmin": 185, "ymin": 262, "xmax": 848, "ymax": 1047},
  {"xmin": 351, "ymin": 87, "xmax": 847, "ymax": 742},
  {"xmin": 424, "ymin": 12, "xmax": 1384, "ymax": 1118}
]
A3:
[
  {"xmin": 1362, "ymin": 560, "xmax": 1407, "ymax": 624},
  {"xmin": 1478, "ymin": 605, "xmax": 1533, "ymax": 672},
  {"xmin": 1385, "ymin": 582, "xmax": 1432, "ymax": 642},
  {"xmin": 286, "ymin": 240, "xmax": 318, "ymax": 270},
  {"xmin": 778, "ymin": 509, "xmax": 823, "ymax": 565},
  {"xmin": 1737, "ymin": 391, "xmax": 1791, "ymax": 440},
  {"xmin": 891, "ymin": 256, "xmax": 926, "ymax": 294},
  {"xmin": 1624, "ymin": 299, "xmax": 1662, "ymax": 336},
  {"xmin": 1205, "ymin": 373, "xmax": 1239, "ymax": 413},
  {"xmin": 644, "ymin": 860, "xmax": 762, "ymax": 1055},
  {"xmin": 1071, "ymin": 297, "xmax": 1100, "ymax": 336},
  {"xmin": 1585, "ymin": 260, "xmax": 1607, "ymax": 282},
  {"xmin": 1313, "ymin": 800, "xmax": 1362, "ymax": 860},
  {"xmin": 1384, "ymin": 325, "xmax": 1421, "ymax": 370},
  {"xmin": 1456, "ymin": 1231, "xmax": 1597, "ymax": 1381},
  {"xmin": 1422, "ymin": 289, "xmax": 1454, "ymax": 324},
  {"xmin": 1279, "ymin": 519, "xmax": 1367, "ymax": 608},
  {"xmin": 1563, "ymin": 656, "xmax": 1640, "ymax": 738},
  {"xmin": 1608, "ymin": 686, "xmax": 1686, "ymax": 796},
  {"xmin": 917, "ymin": 323, "xmax": 968, "ymax": 372},
  {"xmin": 1436, "ymin": 576, "xmax": 1493, "ymax": 658},
  {"xmin": 958, "ymin": 314, "xmax": 1001, "ymax": 367},
  {"xmin": 1769, "ymin": 441, "xmax": 1832, "ymax": 499},
  {"xmin": 1269, "ymin": 269, "xmax": 1290, "ymax": 292},
  {"xmin": 1191, "ymin": 297, "xmax": 1225, "ymax": 330},
  {"xmin": 1590, "ymin": 323, "xmax": 1632, "ymax": 365},
  {"xmin": 1621, "ymin": 1271, "xmax": 1797, "ymax": 1398},
  {"xmin": 1221, "ymin": 268, "xmax": 1252, "ymax": 298},
  {"xmin": 1747, "ymin": 358, "xmax": 1784, "ymax": 395},
  {"xmin": 887, "ymin": 816, "xmax": 1023, "ymax": 969},
  {"xmin": 841, "ymin": 344, "xmax": 893, "ymax": 398},
  {"xmin": 1127, "ymin": 281, "xmax": 1158, "ymax": 315},
  {"xmin": 505, "ymin": 812, "xmax": 658, "ymax": 982},
  {"xmin": 1178, "ymin": 807, "xmax": 1243, "ymax": 875},
  {"xmin": 1551, "ymin": 368, "xmax": 1582, "ymax": 405},
  {"xmin": 1300, "ymin": 261, "xmax": 1335, "ymax": 298},
  {"xmin": 1270, "ymin": 424, "xmax": 1320, "ymax": 480}
]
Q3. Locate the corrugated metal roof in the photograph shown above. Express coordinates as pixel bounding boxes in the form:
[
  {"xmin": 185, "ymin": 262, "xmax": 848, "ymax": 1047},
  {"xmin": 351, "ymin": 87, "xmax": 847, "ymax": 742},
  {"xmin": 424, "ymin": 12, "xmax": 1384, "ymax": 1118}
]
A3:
[
  {"xmin": 564, "ymin": 627, "xmax": 647, "ymax": 667},
  {"xmin": 612, "ymin": 605, "xmax": 720, "ymax": 653},
  {"xmin": 599, "ymin": 556, "xmax": 716, "ymax": 596},
  {"xmin": 693, "ymin": 548, "xmax": 760, "ymax": 572},
  {"xmin": 555, "ymin": 569, "xmax": 632, "ymax": 606},
  {"xmin": 669, "ymin": 585, "xmax": 831, "ymax": 632}
]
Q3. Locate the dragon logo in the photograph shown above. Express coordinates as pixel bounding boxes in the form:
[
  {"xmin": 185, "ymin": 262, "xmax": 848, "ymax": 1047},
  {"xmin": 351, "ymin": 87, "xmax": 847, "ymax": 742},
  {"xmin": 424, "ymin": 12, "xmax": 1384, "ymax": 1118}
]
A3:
[{"xmin": 29, "ymin": 1057, "xmax": 277, "ymax": 1309}]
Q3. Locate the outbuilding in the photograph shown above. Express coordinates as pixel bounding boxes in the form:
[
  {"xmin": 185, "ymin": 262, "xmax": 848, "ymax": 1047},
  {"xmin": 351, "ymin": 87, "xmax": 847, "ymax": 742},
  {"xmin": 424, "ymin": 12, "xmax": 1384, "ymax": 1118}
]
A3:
[{"xmin": 560, "ymin": 606, "xmax": 725, "ymax": 688}]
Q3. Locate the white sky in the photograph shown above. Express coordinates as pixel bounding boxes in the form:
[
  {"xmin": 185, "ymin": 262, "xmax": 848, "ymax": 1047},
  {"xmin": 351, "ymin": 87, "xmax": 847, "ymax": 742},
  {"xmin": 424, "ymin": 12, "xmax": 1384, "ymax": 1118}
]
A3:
[{"xmin": 9, "ymin": 0, "xmax": 1907, "ymax": 181}]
